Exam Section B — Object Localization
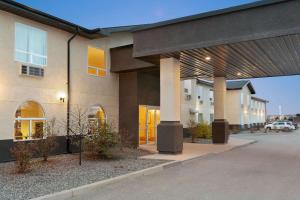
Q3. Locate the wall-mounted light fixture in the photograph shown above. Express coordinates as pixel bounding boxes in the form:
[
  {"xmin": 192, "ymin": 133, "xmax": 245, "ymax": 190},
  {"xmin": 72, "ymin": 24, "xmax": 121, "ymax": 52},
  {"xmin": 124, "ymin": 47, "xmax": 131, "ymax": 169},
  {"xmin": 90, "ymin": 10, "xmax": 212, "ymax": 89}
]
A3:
[
  {"xmin": 205, "ymin": 56, "xmax": 211, "ymax": 61},
  {"xmin": 57, "ymin": 92, "xmax": 66, "ymax": 103}
]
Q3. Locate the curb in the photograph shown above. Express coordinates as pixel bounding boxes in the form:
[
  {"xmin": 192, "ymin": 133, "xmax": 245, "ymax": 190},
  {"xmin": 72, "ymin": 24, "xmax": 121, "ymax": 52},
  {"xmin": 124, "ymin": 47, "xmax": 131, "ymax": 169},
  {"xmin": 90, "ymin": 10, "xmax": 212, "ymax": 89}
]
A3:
[
  {"xmin": 31, "ymin": 160, "xmax": 180, "ymax": 200},
  {"xmin": 31, "ymin": 139, "xmax": 256, "ymax": 200}
]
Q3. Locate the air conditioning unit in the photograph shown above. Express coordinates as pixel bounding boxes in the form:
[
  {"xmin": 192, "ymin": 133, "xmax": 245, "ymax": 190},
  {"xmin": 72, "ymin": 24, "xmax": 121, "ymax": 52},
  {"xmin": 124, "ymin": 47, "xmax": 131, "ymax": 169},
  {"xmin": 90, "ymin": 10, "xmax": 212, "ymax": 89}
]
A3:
[
  {"xmin": 185, "ymin": 94, "xmax": 192, "ymax": 101},
  {"xmin": 21, "ymin": 65, "xmax": 44, "ymax": 77},
  {"xmin": 189, "ymin": 108, "xmax": 198, "ymax": 114}
]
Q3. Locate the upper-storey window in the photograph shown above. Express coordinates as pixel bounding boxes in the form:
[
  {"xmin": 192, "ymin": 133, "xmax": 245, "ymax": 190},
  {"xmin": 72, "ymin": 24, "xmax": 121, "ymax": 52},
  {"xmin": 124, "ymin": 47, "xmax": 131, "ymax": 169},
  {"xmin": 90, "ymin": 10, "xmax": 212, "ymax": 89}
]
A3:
[
  {"xmin": 87, "ymin": 47, "xmax": 106, "ymax": 77},
  {"xmin": 15, "ymin": 23, "xmax": 47, "ymax": 67}
]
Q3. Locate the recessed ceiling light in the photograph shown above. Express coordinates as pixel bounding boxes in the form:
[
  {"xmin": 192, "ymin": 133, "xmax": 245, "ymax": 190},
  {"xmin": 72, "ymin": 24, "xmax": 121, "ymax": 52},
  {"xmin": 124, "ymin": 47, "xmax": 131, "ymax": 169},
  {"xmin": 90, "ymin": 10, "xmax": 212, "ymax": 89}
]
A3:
[
  {"xmin": 237, "ymin": 72, "xmax": 242, "ymax": 76},
  {"xmin": 205, "ymin": 56, "xmax": 211, "ymax": 61}
]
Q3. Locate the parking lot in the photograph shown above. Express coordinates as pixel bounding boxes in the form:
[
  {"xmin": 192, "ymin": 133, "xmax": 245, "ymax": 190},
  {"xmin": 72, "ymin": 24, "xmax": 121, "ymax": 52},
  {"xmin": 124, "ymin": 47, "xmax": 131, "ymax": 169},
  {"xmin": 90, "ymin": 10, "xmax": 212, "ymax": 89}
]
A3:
[{"xmin": 71, "ymin": 129, "xmax": 300, "ymax": 200}]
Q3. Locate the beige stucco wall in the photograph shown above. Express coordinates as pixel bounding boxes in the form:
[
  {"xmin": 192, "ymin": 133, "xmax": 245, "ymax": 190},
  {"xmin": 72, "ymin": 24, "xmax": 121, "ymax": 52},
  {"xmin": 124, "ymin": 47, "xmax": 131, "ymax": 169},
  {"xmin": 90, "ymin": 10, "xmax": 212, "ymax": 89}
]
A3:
[
  {"xmin": 250, "ymin": 99, "xmax": 267, "ymax": 124},
  {"xmin": 0, "ymin": 10, "xmax": 132, "ymax": 140},
  {"xmin": 180, "ymin": 79, "xmax": 267, "ymax": 128},
  {"xmin": 180, "ymin": 79, "xmax": 213, "ymax": 128},
  {"xmin": 226, "ymin": 90, "xmax": 241, "ymax": 125},
  {"xmin": 180, "ymin": 80, "xmax": 194, "ymax": 127},
  {"xmin": 198, "ymin": 84, "xmax": 213, "ymax": 123}
]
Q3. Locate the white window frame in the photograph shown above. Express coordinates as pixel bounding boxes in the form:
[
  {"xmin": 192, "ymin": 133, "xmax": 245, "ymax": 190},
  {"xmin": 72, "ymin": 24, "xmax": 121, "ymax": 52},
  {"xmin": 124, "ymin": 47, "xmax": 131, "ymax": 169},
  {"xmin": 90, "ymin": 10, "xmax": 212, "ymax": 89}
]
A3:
[
  {"xmin": 14, "ymin": 117, "xmax": 47, "ymax": 141},
  {"xmin": 87, "ymin": 105, "xmax": 107, "ymax": 126},
  {"xmin": 87, "ymin": 46, "xmax": 106, "ymax": 77},
  {"xmin": 15, "ymin": 22, "xmax": 48, "ymax": 67},
  {"xmin": 87, "ymin": 66, "xmax": 107, "ymax": 77}
]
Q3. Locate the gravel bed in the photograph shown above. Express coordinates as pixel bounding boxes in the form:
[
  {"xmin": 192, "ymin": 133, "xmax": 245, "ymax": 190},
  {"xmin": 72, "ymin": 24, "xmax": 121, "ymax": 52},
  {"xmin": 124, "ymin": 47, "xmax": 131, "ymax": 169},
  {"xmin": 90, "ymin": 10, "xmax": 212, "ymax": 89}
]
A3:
[{"xmin": 0, "ymin": 150, "xmax": 168, "ymax": 200}]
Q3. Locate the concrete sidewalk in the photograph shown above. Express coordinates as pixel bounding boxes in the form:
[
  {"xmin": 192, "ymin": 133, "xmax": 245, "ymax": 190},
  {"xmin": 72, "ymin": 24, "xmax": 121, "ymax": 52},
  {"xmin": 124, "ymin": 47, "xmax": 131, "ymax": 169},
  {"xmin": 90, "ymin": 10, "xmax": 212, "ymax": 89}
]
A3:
[{"xmin": 140, "ymin": 137, "xmax": 255, "ymax": 161}]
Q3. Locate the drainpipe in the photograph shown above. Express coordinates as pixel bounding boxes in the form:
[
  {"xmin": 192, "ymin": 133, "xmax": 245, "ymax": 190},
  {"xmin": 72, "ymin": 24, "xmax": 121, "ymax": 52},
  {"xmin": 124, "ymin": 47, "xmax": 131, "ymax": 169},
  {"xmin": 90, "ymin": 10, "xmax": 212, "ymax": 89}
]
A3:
[{"xmin": 66, "ymin": 27, "xmax": 79, "ymax": 153}]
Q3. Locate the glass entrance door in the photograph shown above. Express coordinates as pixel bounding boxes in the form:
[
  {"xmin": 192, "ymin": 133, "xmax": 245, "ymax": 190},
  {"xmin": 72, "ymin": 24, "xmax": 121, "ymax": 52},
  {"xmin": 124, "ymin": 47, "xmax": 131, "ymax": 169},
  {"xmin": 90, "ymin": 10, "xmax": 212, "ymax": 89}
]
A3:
[{"xmin": 139, "ymin": 105, "xmax": 160, "ymax": 145}]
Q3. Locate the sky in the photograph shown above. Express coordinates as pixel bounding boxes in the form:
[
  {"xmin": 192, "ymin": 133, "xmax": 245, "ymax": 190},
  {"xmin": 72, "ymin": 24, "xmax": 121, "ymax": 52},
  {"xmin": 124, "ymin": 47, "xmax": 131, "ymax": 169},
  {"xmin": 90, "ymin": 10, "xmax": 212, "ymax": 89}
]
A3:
[{"xmin": 15, "ymin": 0, "xmax": 300, "ymax": 115}]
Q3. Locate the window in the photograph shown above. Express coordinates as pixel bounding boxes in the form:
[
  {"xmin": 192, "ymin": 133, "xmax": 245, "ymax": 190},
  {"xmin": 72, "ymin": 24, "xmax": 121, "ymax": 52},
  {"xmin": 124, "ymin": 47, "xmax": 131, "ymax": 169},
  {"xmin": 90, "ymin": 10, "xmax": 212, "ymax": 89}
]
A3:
[
  {"xmin": 87, "ymin": 47, "xmax": 106, "ymax": 77},
  {"xmin": 210, "ymin": 114, "xmax": 214, "ymax": 123},
  {"xmin": 198, "ymin": 113, "xmax": 204, "ymax": 123},
  {"xmin": 87, "ymin": 105, "xmax": 107, "ymax": 128},
  {"xmin": 14, "ymin": 101, "xmax": 46, "ymax": 140},
  {"xmin": 240, "ymin": 93, "xmax": 244, "ymax": 105},
  {"xmin": 209, "ymin": 89, "xmax": 214, "ymax": 102},
  {"xmin": 198, "ymin": 86, "xmax": 203, "ymax": 100},
  {"xmin": 15, "ymin": 23, "xmax": 47, "ymax": 66}
]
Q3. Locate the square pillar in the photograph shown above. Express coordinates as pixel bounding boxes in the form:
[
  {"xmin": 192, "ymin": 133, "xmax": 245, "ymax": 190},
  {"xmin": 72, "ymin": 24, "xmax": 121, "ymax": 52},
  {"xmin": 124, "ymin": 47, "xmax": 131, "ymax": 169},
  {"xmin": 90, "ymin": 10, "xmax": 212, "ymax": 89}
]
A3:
[
  {"xmin": 157, "ymin": 57, "xmax": 183, "ymax": 154},
  {"xmin": 212, "ymin": 77, "xmax": 229, "ymax": 144}
]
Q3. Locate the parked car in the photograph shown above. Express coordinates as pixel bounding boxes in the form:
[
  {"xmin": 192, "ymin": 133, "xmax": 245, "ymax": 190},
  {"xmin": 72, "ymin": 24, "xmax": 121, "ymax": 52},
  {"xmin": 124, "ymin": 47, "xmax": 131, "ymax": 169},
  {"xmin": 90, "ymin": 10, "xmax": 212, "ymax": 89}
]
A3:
[
  {"xmin": 284, "ymin": 120, "xmax": 298, "ymax": 129},
  {"xmin": 264, "ymin": 121, "xmax": 296, "ymax": 131}
]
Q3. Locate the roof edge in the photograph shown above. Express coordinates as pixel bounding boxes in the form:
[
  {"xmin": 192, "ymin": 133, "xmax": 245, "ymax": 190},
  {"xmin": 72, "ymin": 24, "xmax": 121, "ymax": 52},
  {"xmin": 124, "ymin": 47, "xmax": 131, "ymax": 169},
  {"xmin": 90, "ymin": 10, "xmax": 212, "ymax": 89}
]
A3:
[
  {"xmin": 0, "ymin": 0, "xmax": 106, "ymax": 38},
  {"xmin": 251, "ymin": 96, "xmax": 269, "ymax": 103},
  {"xmin": 134, "ymin": 0, "xmax": 289, "ymax": 32}
]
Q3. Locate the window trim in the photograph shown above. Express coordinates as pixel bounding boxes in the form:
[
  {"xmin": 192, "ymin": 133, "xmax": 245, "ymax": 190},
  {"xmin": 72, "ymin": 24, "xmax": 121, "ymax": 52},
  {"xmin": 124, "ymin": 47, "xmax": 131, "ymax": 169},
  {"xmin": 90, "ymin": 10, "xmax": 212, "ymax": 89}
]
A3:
[
  {"xmin": 87, "ymin": 46, "xmax": 106, "ymax": 77},
  {"xmin": 15, "ymin": 49, "xmax": 47, "ymax": 68},
  {"xmin": 14, "ymin": 117, "xmax": 47, "ymax": 141},
  {"xmin": 87, "ymin": 66, "xmax": 107, "ymax": 77},
  {"xmin": 14, "ymin": 22, "xmax": 48, "ymax": 67},
  {"xmin": 14, "ymin": 100, "xmax": 47, "ymax": 141},
  {"xmin": 87, "ymin": 104, "xmax": 107, "ymax": 125}
]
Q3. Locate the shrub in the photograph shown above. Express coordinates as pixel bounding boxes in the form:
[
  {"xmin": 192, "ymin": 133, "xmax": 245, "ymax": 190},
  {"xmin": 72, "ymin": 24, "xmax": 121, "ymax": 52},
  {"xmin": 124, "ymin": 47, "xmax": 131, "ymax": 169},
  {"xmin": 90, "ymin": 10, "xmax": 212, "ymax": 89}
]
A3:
[
  {"xmin": 196, "ymin": 122, "xmax": 212, "ymax": 139},
  {"xmin": 10, "ymin": 142, "xmax": 35, "ymax": 173},
  {"xmin": 83, "ymin": 123, "xmax": 120, "ymax": 159},
  {"xmin": 34, "ymin": 118, "xmax": 58, "ymax": 161}
]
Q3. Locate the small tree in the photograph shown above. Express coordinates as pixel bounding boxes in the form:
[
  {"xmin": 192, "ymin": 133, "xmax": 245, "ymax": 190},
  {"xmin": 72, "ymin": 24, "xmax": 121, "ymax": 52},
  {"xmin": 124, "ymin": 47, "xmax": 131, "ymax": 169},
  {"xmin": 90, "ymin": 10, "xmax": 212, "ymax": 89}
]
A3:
[
  {"xmin": 65, "ymin": 107, "xmax": 89, "ymax": 165},
  {"xmin": 197, "ymin": 122, "xmax": 212, "ymax": 139},
  {"xmin": 187, "ymin": 119, "xmax": 198, "ymax": 143},
  {"xmin": 34, "ymin": 118, "xmax": 59, "ymax": 161},
  {"xmin": 10, "ymin": 142, "xmax": 35, "ymax": 173}
]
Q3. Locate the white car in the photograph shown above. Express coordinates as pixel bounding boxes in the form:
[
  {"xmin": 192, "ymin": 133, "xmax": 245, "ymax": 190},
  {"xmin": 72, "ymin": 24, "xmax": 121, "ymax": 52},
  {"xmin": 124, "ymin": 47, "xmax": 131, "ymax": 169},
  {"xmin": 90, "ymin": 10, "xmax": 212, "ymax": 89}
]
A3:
[{"xmin": 264, "ymin": 121, "xmax": 295, "ymax": 131}]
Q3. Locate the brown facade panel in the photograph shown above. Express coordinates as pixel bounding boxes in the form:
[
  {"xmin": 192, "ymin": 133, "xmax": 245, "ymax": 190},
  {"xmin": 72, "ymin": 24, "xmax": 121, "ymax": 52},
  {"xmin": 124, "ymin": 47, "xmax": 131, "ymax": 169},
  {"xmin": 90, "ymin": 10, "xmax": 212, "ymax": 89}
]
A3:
[
  {"xmin": 133, "ymin": 0, "xmax": 300, "ymax": 58},
  {"xmin": 119, "ymin": 72, "xmax": 139, "ymax": 146},
  {"xmin": 118, "ymin": 69, "xmax": 160, "ymax": 147},
  {"xmin": 110, "ymin": 45, "xmax": 154, "ymax": 73}
]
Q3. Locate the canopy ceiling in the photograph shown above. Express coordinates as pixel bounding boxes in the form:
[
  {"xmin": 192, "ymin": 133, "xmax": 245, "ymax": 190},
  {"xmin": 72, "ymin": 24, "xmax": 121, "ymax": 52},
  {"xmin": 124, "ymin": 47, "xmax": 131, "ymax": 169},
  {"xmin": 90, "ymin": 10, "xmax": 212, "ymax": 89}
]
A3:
[
  {"xmin": 162, "ymin": 34, "xmax": 300, "ymax": 79},
  {"xmin": 133, "ymin": 0, "xmax": 300, "ymax": 80}
]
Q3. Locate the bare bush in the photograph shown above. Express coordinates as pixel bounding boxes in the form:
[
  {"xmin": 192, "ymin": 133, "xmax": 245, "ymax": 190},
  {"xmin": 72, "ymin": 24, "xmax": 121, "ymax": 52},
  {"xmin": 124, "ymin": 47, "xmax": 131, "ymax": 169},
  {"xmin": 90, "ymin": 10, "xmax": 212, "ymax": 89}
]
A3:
[
  {"xmin": 10, "ymin": 142, "xmax": 35, "ymax": 173},
  {"xmin": 34, "ymin": 118, "xmax": 59, "ymax": 161}
]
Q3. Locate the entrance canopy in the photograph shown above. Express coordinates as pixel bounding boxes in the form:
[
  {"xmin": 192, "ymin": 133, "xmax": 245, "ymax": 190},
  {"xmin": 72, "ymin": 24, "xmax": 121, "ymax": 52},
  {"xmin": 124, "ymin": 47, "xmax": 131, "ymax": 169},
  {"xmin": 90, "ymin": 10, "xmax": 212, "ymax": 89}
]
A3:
[{"xmin": 132, "ymin": 0, "xmax": 300, "ymax": 80}]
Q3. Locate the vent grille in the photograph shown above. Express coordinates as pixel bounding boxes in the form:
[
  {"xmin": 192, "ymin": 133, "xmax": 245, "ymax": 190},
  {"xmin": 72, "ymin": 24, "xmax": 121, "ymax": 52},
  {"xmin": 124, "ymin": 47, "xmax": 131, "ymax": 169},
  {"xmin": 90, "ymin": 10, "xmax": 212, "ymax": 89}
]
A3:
[
  {"xmin": 185, "ymin": 94, "xmax": 192, "ymax": 101},
  {"xmin": 21, "ymin": 65, "xmax": 44, "ymax": 77}
]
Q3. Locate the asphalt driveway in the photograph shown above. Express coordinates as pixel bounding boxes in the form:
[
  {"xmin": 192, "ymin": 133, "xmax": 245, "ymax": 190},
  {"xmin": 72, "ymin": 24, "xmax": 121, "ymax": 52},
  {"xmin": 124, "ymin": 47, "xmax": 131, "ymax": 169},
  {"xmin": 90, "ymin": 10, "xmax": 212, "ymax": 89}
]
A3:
[{"xmin": 72, "ymin": 130, "xmax": 300, "ymax": 200}]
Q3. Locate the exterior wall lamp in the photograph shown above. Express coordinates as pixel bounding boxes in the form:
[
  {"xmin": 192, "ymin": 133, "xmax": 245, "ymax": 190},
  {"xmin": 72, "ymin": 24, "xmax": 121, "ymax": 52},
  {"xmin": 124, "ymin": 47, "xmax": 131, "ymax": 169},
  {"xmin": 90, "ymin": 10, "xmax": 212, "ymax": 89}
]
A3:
[{"xmin": 57, "ymin": 92, "xmax": 67, "ymax": 103}]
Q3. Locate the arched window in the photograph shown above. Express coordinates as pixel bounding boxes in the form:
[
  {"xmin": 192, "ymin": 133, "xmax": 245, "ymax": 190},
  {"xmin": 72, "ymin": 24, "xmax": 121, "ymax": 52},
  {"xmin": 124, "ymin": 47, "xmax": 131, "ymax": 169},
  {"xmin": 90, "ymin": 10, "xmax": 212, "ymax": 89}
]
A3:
[
  {"xmin": 14, "ymin": 101, "xmax": 46, "ymax": 140},
  {"xmin": 87, "ymin": 105, "xmax": 107, "ymax": 128}
]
